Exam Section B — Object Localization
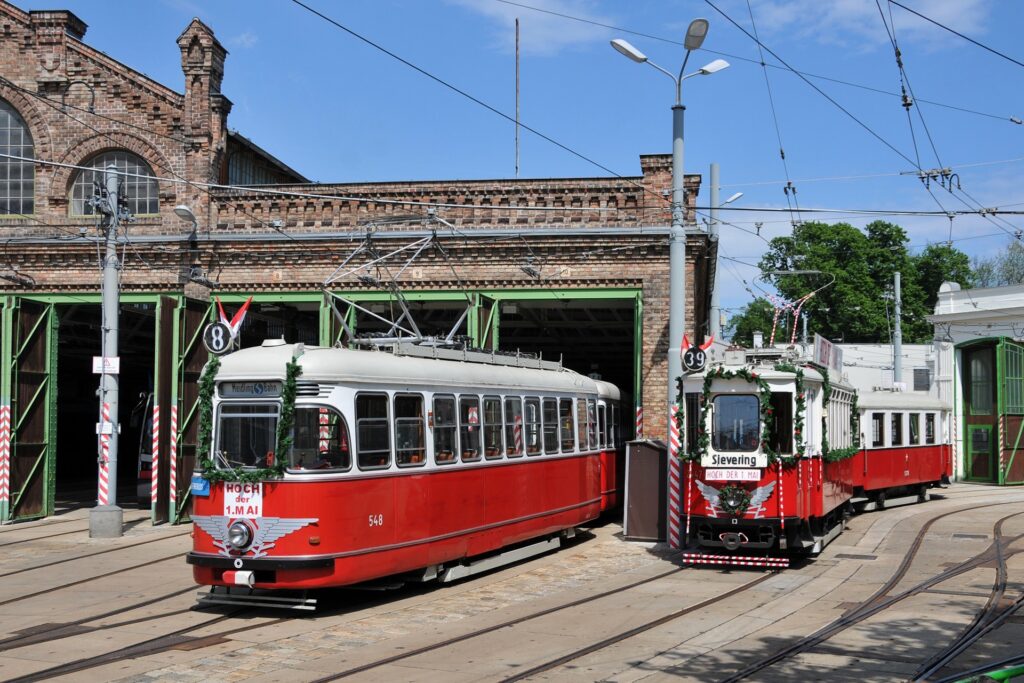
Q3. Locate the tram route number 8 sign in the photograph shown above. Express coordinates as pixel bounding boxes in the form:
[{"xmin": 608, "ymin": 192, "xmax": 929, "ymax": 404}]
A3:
[
  {"xmin": 203, "ymin": 321, "xmax": 233, "ymax": 355},
  {"xmin": 682, "ymin": 346, "xmax": 707, "ymax": 372}
]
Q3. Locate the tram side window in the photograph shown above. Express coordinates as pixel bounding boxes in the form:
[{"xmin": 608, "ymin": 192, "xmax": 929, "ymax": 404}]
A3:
[
  {"xmin": 525, "ymin": 397, "xmax": 541, "ymax": 455},
  {"xmin": 543, "ymin": 398, "xmax": 559, "ymax": 454},
  {"xmin": 597, "ymin": 403, "xmax": 607, "ymax": 449},
  {"xmin": 891, "ymin": 412, "xmax": 903, "ymax": 446},
  {"xmin": 289, "ymin": 406, "xmax": 351, "ymax": 471},
  {"xmin": 684, "ymin": 393, "xmax": 700, "ymax": 453},
  {"xmin": 610, "ymin": 403, "xmax": 618, "ymax": 446},
  {"xmin": 433, "ymin": 395, "xmax": 458, "ymax": 465},
  {"xmin": 909, "ymin": 413, "xmax": 920, "ymax": 445},
  {"xmin": 871, "ymin": 413, "xmax": 884, "ymax": 447},
  {"xmin": 217, "ymin": 403, "xmax": 279, "ymax": 468},
  {"xmin": 925, "ymin": 413, "xmax": 936, "ymax": 444},
  {"xmin": 577, "ymin": 399, "xmax": 589, "ymax": 450},
  {"xmin": 395, "ymin": 394, "xmax": 426, "ymax": 467},
  {"xmin": 504, "ymin": 396, "xmax": 524, "ymax": 457},
  {"xmin": 560, "ymin": 398, "xmax": 576, "ymax": 452},
  {"xmin": 769, "ymin": 392, "xmax": 793, "ymax": 454},
  {"xmin": 459, "ymin": 396, "xmax": 481, "ymax": 461},
  {"xmin": 356, "ymin": 393, "xmax": 391, "ymax": 470},
  {"xmin": 587, "ymin": 399, "xmax": 598, "ymax": 449},
  {"xmin": 484, "ymin": 396, "xmax": 504, "ymax": 459}
]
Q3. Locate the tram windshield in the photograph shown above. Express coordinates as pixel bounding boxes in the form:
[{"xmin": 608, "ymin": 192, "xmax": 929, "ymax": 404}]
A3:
[
  {"xmin": 711, "ymin": 394, "xmax": 760, "ymax": 452},
  {"xmin": 216, "ymin": 403, "xmax": 280, "ymax": 468}
]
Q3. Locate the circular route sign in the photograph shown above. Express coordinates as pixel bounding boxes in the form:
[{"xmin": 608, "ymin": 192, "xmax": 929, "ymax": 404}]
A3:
[
  {"xmin": 682, "ymin": 346, "xmax": 707, "ymax": 372},
  {"xmin": 203, "ymin": 321, "xmax": 233, "ymax": 355}
]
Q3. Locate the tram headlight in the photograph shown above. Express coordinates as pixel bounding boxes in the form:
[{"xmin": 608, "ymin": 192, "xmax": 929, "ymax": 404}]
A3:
[{"xmin": 228, "ymin": 520, "xmax": 253, "ymax": 550}]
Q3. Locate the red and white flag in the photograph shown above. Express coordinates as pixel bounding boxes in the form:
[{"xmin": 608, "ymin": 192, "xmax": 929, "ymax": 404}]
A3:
[{"xmin": 216, "ymin": 296, "xmax": 253, "ymax": 343}]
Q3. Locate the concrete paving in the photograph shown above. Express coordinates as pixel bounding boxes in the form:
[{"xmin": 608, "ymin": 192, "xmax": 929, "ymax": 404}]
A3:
[{"xmin": 0, "ymin": 483, "xmax": 1021, "ymax": 682}]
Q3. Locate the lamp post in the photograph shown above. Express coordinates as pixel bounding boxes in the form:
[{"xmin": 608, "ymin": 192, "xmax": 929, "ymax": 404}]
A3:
[
  {"xmin": 708, "ymin": 161, "xmax": 742, "ymax": 339},
  {"xmin": 611, "ymin": 21, "xmax": 729, "ymax": 440}
]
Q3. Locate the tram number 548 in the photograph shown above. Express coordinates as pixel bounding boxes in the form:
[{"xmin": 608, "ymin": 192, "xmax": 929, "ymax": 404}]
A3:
[{"xmin": 368, "ymin": 514, "xmax": 384, "ymax": 527}]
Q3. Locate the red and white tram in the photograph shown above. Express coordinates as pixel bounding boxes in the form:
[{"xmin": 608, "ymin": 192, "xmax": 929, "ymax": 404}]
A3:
[
  {"xmin": 188, "ymin": 340, "xmax": 624, "ymax": 598},
  {"xmin": 678, "ymin": 346, "xmax": 952, "ymax": 564}
]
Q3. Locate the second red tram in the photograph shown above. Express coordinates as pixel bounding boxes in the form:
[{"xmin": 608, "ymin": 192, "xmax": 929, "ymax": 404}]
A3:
[
  {"xmin": 679, "ymin": 347, "xmax": 952, "ymax": 560},
  {"xmin": 188, "ymin": 340, "xmax": 624, "ymax": 599}
]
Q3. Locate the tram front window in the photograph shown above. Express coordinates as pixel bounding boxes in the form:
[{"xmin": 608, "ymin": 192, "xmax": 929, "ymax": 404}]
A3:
[
  {"xmin": 711, "ymin": 395, "xmax": 760, "ymax": 452},
  {"xmin": 216, "ymin": 403, "xmax": 280, "ymax": 468}
]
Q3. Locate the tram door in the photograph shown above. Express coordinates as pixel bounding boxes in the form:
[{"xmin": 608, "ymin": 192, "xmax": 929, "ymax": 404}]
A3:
[{"xmin": 1, "ymin": 298, "xmax": 57, "ymax": 522}]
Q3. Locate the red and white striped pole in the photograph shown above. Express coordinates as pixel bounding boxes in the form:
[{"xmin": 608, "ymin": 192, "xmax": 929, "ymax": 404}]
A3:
[
  {"xmin": 668, "ymin": 402, "xmax": 682, "ymax": 549},
  {"xmin": 0, "ymin": 401, "xmax": 10, "ymax": 518},
  {"xmin": 635, "ymin": 404, "xmax": 643, "ymax": 439},
  {"xmin": 97, "ymin": 402, "xmax": 111, "ymax": 506},
  {"xmin": 150, "ymin": 404, "xmax": 160, "ymax": 508},
  {"xmin": 169, "ymin": 405, "xmax": 178, "ymax": 506}
]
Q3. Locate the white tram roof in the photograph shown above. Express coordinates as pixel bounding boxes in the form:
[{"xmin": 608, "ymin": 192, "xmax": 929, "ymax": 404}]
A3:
[
  {"xmin": 594, "ymin": 379, "xmax": 621, "ymax": 401},
  {"xmin": 857, "ymin": 391, "xmax": 949, "ymax": 411},
  {"xmin": 216, "ymin": 342, "xmax": 602, "ymax": 395}
]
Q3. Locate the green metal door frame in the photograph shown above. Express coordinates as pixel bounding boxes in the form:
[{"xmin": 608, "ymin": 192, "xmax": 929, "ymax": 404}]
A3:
[
  {"xmin": 997, "ymin": 338, "xmax": 1024, "ymax": 485},
  {"xmin": 2, "ymin": 297, "xmax": 57, "ymax": 522},
  {"xmin": 966, "ymin": 424, "xmax": 995, "ymax": 482}
]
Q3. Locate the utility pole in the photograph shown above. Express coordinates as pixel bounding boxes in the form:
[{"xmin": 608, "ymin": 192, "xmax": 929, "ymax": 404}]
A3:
[
  {"xmin": 90, "ymin": 165, "xmax": 125, "ymax": 538},
  {"xmin": 709, "ymin": 162, "xmax": 720, "ymax": 339},
  {"xmin": 893, "ymin": 271, "xmax": 903, "ymax": 389}
]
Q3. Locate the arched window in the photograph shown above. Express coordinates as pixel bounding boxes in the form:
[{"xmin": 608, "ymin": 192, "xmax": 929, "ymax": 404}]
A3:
[
  {"xmin": 0, "ymin": 99, "xmax": 35, "ymax": 215},
  {"xmin": 69, "ymin": 150, "xmax": 159, "ymax": 216}
]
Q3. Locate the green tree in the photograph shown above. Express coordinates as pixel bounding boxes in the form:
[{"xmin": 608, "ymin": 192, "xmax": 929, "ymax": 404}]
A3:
[
  {"xmin": 971, "ymin": 238, "xmax": 1024, "ymax": 287},
  {"xmin": 738, "ymin": 221, "xmax": 971, "ymax": 344},
  {"xmin": 725, "ymin": 298, "xmax": 777, "ymax": 347},
  {"xmin": 914, "ymin": 243, "xmax": 972, "ymax": 310}
]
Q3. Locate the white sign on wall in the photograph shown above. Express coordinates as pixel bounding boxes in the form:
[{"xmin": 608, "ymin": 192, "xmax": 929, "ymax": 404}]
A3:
[{"xmin": 813, "ymin": 333, "xmax": 843, "ymax": 380}]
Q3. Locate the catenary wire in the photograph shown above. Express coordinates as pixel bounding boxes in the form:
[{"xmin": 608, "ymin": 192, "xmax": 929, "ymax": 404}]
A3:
[{"xmin": 888, "ymin": 0, "xmax": 1024, "ymax": 70}]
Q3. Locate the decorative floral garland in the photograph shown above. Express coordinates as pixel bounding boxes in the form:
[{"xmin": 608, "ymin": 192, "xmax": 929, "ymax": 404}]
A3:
[
  {"xmin": 677, "ymin": 364, "xmax": 803, "ymax": 467},
  {"xmin": 718, "ymin": 484, "xmax": 752, "ymax": 516},
  {"xmin": 818, "ymin": 365, "xmax": 861, "ymax": 463},
  {"xmin": 198, "ymin": 356, "xmax": 303, "ymax": 483}
]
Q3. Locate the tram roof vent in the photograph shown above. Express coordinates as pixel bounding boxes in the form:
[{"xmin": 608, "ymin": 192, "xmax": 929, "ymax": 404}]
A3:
[{"xmin": 262, "ymin": 338, "xmax": 287, "ymax": 347}]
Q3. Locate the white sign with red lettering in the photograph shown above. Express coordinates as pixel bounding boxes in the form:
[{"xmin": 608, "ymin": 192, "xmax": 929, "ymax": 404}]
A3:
[
  {"xmin": 224, "ymin": 482, "xmax": 263, "ymax": 518},
  {"xmin": 705, "ymin": 468, "xmax": 761, "ymax": 482}
]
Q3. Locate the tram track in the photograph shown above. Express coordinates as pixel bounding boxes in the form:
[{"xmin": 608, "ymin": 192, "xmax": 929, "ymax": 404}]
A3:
[
  {"xmin": 0, "ymin": 528, "xmax": 190, "ymax": 578},
  {"xmin": 718, "ymin": 504, "xmax": 1024, "ymax": 682},
  {"xmin": 0, "ymin": 526, "xmax": 85, "ymax": 547}
]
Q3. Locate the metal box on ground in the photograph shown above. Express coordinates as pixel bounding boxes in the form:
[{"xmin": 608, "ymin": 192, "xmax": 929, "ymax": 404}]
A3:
[{"xmin": 623, "ymin": 439, "xmax": 668, "ymax": 541}]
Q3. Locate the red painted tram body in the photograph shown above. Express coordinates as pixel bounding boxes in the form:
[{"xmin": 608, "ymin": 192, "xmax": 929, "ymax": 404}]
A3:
[
  {"xmin": 679, "ymin": 347, "xmax": 952, "ymax": 560},
  {"xmin": 188, "ymin": 341, "xmax": 624, "ymax": 593}
]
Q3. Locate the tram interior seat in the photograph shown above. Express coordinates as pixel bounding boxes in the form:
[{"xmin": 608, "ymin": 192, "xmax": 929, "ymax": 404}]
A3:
[{"xmin": 436, "ymin": 450, "xmax": 455, "ymax": 463}]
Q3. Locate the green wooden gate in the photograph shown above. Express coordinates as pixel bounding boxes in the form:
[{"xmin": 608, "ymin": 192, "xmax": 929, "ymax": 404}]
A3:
[
  {"xmin": 997, "ymin": 338, "xmax": 1024, "ymax": 485},
  {"xmin": 1, "ymin": 298, "xmax": 57, "ymax": 522}
]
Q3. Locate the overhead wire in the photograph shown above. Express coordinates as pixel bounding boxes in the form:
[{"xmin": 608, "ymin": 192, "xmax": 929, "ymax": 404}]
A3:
[
  {"xmin": 492, "ymin": 0, "xmax": 1021, "ymax": 124},
  {"xmin": 744, "ymin": 0, "xmax": 802, "ymax": 227},
  {"xmin": 888, "ymin": 0, "xmax": 1024, "ymax": 70}
]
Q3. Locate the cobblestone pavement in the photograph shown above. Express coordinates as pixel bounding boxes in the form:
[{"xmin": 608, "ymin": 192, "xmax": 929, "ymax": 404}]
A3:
[{"xmin": 1, "ymin": 483, "xmax": 1023, "ymax": 683}]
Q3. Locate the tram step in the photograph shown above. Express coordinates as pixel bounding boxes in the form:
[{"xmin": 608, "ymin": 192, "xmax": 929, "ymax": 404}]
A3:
[
  {"xmin": 196, "ymin": 588, "xmax": 317, "ymax": 611},
  {"xmin": 440, "ymin": 536, "xmax": 562, "ymax": 583}
]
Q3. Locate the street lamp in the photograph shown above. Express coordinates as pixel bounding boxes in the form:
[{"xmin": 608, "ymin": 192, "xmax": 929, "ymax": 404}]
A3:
[
  {"xmin": 611, "ymin": 20, "xmax": 729, "ymax": 440},
  {"xmin": 174, "ymin": 204, "xmax": 199, "ymax": 245}
]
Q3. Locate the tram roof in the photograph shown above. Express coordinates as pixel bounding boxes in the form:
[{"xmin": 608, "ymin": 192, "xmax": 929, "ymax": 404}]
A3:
[
  {"xmin": 216, "ymin": 342, "xmax": 603, "ymax": 395},
  {"xmin": 594, "ymin": 379, "xmax": 621, "ymax": 401},
  {"xmin": 857, "ymin": 391, "xmax": 949, "ymax": 411}
]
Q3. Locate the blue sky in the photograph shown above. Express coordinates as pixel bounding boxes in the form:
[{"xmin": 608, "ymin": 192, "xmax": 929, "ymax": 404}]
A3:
[{"xmin": 18, "ymin": 0, "xmax": 1024, "ymax": 318}]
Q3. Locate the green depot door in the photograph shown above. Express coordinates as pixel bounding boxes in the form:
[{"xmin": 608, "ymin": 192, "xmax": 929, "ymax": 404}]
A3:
[
  {"xmin": 3, "ymin": 298, "xmax": 57, "ymax": 522},
  {"xmin": 966, "ymin": 424, "xmax": 995, "ymax": 482}
]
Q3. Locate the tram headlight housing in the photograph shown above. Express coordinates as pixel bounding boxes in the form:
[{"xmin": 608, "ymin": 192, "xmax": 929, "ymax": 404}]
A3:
[{"xmin": 228, "ymin": 520, "xmax": 253, "ymax": 550}]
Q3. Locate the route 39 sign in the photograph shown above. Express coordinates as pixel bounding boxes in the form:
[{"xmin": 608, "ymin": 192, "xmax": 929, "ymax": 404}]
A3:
[
  {"xmin": 203, "ymin": 321, "xmax": 233, "ymax": 355},
  {"xmin": 680, "ymin": 334, "xmax": 714, "ymax": 373},
  {"xmin": 682, "ymin": 346, "xmax": 707, "ymax": 372}
]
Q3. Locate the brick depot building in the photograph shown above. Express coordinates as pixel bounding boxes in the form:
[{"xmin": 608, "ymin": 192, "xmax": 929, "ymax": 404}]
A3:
[{"xmin": 0, "ymin": 3, "xmax": 714, "ymax": 523}]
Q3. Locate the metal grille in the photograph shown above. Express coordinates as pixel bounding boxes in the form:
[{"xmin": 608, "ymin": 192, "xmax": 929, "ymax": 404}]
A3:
[
  {"xmin": 69, "ymin": 150, "xmax": 158, "ymax": 216},
  {"xmin": 913, "ymin": 368, "xmax": 931, "ymax": 392},
  {"xmin": 0, "ymin": 100, "xmax": 34, "ymax": 215}
]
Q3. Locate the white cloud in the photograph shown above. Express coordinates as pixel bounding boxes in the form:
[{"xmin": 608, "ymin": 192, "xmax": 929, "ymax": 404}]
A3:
[
  {"xmin": 447, "ymin": 0, "xmax": 613, "ymax": 57},
  {"xmin": 228, "ymin": 31, "xmax": 259, "ymax": 49},
  {"xmin": 746, "ymin": 0, "xmax": 992, "ymax": 52}
]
